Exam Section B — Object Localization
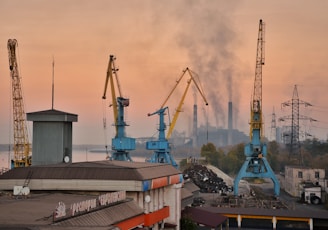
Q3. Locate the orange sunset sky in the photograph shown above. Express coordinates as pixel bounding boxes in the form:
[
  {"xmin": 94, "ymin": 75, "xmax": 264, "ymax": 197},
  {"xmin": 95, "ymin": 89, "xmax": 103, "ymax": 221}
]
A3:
[{"xmin": 0, "ymin": 0, "xmax": 328, "ymax": 145}]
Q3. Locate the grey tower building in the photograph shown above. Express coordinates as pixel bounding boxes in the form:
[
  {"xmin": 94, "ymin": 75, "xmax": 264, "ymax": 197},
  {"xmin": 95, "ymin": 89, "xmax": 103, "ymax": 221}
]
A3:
[{"xmin": 27, "ymin": 109, "xmax": 78, "ymax": 165}]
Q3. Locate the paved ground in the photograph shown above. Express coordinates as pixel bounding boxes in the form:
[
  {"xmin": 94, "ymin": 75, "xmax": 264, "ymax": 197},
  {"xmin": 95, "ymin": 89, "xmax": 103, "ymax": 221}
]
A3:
[
  {"xmin": 198, "ymin": 180, "xmax": 327, "ymax": 211},
  {"xmin": 196, "ymin": 179, "xmax": 328, "ymax": 229}
]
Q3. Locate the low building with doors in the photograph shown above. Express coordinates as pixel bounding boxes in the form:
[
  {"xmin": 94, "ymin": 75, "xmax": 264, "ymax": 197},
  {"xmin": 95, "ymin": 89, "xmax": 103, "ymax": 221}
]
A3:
[{"xmin": 284, "ymin": 165, "xmax": 325, "ymax": 199}]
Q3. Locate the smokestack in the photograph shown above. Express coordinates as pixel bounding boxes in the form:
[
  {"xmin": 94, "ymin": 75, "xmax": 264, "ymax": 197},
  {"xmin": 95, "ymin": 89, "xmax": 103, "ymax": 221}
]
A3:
[
  {"xmin": 192, "ymin": 104, "xmax": 198, "ymax": 147},
  {"xmin": 228, "ymin": 101, "xmax": 232, "ymax": 145}
]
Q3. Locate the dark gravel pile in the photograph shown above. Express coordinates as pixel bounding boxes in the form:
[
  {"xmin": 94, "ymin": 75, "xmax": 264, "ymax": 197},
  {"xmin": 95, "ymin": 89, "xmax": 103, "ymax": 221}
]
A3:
[{"xmin": 183, "ymin": 164, "xmax": 232, "ymax": 194}]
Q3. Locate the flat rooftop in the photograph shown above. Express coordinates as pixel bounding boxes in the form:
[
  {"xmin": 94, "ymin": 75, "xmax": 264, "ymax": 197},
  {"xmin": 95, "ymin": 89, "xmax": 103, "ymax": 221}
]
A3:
[
  {"xmin": 0, "ymin": 160, "xmax": 183, "ymax": 192},
  {"xmin": 0, "ymin": 191, "xmax": 142, "ymax": 229}
]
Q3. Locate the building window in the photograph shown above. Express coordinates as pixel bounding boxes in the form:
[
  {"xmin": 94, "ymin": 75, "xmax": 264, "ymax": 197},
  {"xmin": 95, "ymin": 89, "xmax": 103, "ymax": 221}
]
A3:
[
  {"xmin": 298, "ymin": 171, "xmax": 303, "ymax": 178},
  {"xmin": 315, "ymin": 171, "xmax": 319, "ymax": 179}
]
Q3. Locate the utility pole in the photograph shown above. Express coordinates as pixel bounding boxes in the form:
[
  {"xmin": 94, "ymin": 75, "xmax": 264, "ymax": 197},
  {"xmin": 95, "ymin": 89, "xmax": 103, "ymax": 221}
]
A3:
[{"xmin": 279, "ymin": 85, "xmax": 316, "ymax": 165}]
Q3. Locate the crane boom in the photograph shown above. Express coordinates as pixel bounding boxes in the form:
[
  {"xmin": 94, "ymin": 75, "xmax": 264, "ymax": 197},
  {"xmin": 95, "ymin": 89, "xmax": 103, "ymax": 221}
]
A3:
[
  {"xmin": 7, "ymin": 39, "xmax": 31, "ymax": 167},
  {"xmin": 250, "ymin": 19, "xmax": 265, "ymax": 140},
  {"xmin": 233, "ymin": 20, "xmax": 280, "ymax": 197},
  {"xmin": 166, "ymin": 68, "xmax": 208, "ymax": 139},
  {"xmin": 103, "ymin": 55, "xmax": 119, "ymax": 134},
  {"xmin": 160, "ymin": 69, "xmax": 187, "ymax": 108},
  {"xmin": 166, "ymin": 78, "xmax": 192, "ymax": 139}
]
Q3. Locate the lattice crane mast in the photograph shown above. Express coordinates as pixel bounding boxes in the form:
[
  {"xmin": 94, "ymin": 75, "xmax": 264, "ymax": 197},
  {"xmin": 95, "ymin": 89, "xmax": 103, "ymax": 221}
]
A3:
[
  {"xmin": 233, "ymin": 20, "xmax": 280, "ymax": 196},
  {"xmin": 146, "ymin": 68, "xmax": 208, "ymax": 168},
  {"xmin": 7, "ymin": 39, "xmax": 31, "ymax": 167},
  {"xmin": 102, "ymin": 55, "xmax": 135, "ymax": 161}
]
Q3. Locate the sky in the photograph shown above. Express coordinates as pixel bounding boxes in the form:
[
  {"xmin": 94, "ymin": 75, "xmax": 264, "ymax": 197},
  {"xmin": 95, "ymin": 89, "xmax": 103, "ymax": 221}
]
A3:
[{"xmin": 0, "ymin": 0, "xmax": 328, "ymax": 145}]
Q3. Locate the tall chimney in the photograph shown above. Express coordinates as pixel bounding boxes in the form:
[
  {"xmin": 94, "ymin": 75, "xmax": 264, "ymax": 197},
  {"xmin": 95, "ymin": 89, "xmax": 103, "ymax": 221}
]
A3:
[
  {"xmin": 192, "ymin": 104, "xmax": 198, "ymax": 147},
  {"xmin": 228, "ymin": 101, "xmax": 233, "ymax": 145}
]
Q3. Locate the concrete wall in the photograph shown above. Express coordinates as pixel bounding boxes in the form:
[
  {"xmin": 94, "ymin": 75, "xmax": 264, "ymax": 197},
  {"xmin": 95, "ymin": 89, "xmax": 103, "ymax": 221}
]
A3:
[
  {"xmin": 128, "ymin": 185, "xmax": 181, "ymax": 230},
  {"xmin": 164, "ymin": 184, "xmax": 181, "ymax": 230}
]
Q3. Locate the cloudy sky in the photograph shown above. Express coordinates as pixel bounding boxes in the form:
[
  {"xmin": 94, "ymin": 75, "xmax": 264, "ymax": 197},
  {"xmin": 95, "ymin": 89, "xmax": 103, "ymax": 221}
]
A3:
[{"xmin": 0, "ymin": 0, "xmax": 328, "ymax": 145}]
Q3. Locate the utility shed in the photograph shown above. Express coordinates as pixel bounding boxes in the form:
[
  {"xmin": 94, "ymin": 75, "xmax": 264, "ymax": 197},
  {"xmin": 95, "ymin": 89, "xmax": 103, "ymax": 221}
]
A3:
[{"xmin": 27, "ymin": 109, "xmax": 78, "ymax": 165}]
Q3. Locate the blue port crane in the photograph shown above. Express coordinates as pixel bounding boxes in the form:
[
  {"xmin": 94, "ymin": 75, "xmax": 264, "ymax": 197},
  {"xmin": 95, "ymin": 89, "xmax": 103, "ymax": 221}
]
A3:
[
  {"xmin": 102, "ymin": 55, "xmax": 135, "ymax": 161},
  {"xmin": 146, "ymin": 68, "xmax": 208, "ymax": 168},
  {"xmin": 233, "ymin": 20, "xmax": 280, "ymax": 196}
]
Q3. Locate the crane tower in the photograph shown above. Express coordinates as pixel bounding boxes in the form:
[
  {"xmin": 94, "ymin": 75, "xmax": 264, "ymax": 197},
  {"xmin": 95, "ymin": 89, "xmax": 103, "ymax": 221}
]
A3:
[
  {"xmin": 233, "ymin": 20, "xmax": 280, "ymax": 197},
  {"xmin": 7, "ymin": 39, "xmax": 31, "ymax": 167}
]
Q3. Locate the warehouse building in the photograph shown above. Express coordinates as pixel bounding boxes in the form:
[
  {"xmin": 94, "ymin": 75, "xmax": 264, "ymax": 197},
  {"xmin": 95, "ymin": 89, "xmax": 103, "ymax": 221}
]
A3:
[{"xmin": 0, "ymin": 160, "xmax": 183, "ymax": 229}]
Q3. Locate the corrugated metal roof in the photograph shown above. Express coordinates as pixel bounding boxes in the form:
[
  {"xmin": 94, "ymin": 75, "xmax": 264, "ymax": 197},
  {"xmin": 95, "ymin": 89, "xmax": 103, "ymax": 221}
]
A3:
[
  {"xmin": 55, "ymin": 200, "xmax": 143, "ymax": 227},
  {"xmin": 0, "ymin": 160, "xmax": 181, "ymax": 181}
]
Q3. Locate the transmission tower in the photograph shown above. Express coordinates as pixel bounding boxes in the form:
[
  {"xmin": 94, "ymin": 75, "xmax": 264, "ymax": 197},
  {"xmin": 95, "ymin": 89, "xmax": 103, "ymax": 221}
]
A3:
[{"xmin": 279, "ymin": 85, "xmax": 315, "ymax": 165}]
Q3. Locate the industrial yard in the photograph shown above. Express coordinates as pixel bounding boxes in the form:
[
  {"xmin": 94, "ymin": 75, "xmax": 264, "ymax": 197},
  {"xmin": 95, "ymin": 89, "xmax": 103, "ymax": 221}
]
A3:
[{"xmin": 1, "ymin": 1, "xmax": 328, "ymax": 229}]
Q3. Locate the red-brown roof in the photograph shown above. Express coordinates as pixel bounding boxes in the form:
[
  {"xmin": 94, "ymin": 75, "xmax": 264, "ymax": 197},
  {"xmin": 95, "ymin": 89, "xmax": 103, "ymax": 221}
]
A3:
[{"xmin": 182, "ymin": 206, "xmax": 227, "ymax": 227}]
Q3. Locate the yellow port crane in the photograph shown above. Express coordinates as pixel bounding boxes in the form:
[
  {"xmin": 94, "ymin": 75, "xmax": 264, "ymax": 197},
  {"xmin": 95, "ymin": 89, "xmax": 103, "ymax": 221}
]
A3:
[
  {"xmin": 233, "ymin": 20, "xmax": 280, "ymax": 196},
  {"xmin": 146, "ymin": 67, "xmax": 208, "ymax": 167},
  {"xmin": 7, "ymin": 39, "xmax": 31, "ymax": 167},
  {"xmin": 165, "ymin": 68, "xmax": 208, "ymax": 139}
]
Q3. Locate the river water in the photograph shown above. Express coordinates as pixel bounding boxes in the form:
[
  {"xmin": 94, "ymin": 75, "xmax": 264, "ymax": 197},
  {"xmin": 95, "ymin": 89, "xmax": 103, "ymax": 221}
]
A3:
[{"xmin": 0, "ymin": 149, "xmax": 147, "ymax": 171}]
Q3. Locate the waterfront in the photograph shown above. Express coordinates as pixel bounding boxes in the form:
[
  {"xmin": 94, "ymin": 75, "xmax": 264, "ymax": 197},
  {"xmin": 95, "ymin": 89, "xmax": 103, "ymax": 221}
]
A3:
[{"xmin": 0, "ymin": 146, "xmax": 147, "ymax": 171}]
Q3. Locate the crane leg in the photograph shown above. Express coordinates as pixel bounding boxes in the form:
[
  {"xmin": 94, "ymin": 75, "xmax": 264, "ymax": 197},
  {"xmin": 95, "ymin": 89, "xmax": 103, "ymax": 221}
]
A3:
[
  {"xmin": 234, "ymin": 158, "xmax": 251, "ymax": 196},
  {"xmin": 234, "ymin": 157, "xmax": 280, "ymax": 197}
]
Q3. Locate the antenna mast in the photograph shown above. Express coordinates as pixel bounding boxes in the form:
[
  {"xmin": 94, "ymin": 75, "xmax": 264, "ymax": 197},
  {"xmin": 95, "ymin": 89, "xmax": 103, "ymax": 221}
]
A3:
[{"xmin": 52, "ymin": 56, "xmax": 55, "ymax": 110}]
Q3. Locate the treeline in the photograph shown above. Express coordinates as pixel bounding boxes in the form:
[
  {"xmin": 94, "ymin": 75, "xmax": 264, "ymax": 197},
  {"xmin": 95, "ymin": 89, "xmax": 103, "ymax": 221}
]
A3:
[{"xmin": 197, "ymin": 138, "xmax": 328, "ymax": 176}]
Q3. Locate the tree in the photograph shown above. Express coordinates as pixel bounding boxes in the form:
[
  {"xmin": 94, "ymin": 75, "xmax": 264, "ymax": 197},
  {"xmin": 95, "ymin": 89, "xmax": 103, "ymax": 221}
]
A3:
[
  {"xmin": 224, "ymin": 143, "xmax": 245, "ymax": 175},
  {"xmin": 267, "ymin": 141, "xmax": 280, "ymax": 172},
  {"xmin": 200, "ymin": 142, "xmax": 225, "ymax": 168},
  {"xmin": 268, "ymin": 141, "xmax": 280, "ymax": 155},
  {"xmin": 201, "ymin": 142, "xmax": 217, "ymax": 157},
  {"xmin": 180, "ymin": 216, "xmax": 197, "ymax": 230},
  {"xmin": 201, "ymin": 142, "xmax": 217, "ymax": 165}
]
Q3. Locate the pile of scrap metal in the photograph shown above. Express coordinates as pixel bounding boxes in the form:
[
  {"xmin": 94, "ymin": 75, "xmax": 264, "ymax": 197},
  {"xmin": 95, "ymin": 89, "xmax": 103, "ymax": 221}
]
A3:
[{"xmin": 183, "ymin": 164, "xmax": 233, "ymax": 194}]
